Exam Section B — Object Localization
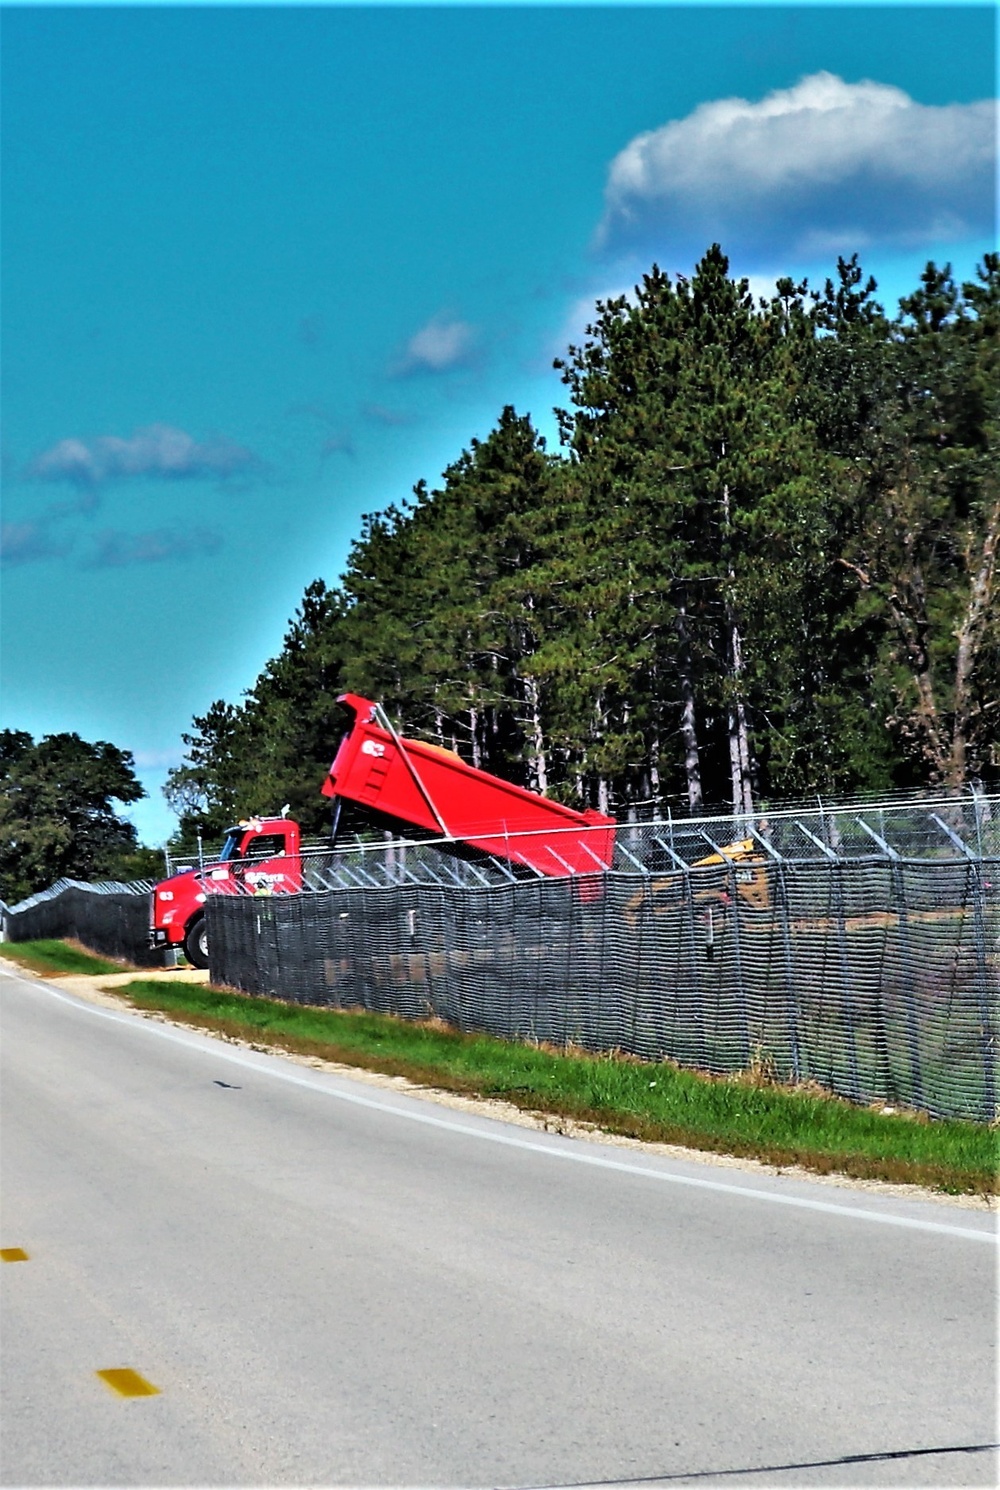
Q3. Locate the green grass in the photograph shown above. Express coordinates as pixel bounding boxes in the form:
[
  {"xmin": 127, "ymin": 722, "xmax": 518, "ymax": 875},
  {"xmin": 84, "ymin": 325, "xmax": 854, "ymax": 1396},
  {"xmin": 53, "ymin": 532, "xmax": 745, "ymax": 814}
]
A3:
[
  {"xmin": 108, "ymin": 978, "xmax": 998, "ymax": 1196},
  {"xmin": 0, "ymin": 939, "xmax": 128, "ymax": 977}
]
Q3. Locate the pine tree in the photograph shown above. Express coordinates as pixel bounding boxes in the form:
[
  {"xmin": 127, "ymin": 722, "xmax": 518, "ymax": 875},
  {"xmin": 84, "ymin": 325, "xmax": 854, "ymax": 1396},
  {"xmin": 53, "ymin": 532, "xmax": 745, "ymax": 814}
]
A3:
[
  {"xmin": 836, "ymin": 256, "xmax": 1000, "ymax": 785},
  {"xmin": 164, "ymin": 250, "xmax": 999, "ymax": 837},
  {"xmin": 555, "ymin": 246, "xmax": 858, "ymax": 811}
]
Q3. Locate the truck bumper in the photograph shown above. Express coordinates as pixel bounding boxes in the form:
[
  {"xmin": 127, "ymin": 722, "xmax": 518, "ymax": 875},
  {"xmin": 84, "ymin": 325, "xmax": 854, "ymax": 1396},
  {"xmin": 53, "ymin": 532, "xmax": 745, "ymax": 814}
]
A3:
[{"xmin": 148, "ymin": 928, "xmax": 173, "ymax": 949}]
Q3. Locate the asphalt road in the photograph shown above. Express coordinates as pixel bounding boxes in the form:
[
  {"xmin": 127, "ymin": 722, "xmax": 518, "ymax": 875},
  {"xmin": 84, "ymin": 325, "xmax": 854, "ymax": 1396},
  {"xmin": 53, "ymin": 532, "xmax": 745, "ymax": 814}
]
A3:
[{"xmin": 1, "ymin": 963, "xmax": 996, "ymax": 1488}]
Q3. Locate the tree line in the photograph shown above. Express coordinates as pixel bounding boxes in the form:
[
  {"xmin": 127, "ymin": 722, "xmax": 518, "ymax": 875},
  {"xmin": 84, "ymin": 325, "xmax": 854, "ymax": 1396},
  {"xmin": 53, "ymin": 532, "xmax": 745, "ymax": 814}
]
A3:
[{"xmin": 166, "ymin": 246, "xmax": 999, "ymax": 843}]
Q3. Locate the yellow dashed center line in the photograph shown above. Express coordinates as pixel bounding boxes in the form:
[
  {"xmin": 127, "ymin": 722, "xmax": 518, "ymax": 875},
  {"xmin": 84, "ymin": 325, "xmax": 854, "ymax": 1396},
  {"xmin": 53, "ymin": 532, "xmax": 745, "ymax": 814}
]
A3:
[
  {"xmin": 96, "ymin": 1368, "xmax": 161, "ymax": 1397},
  {"xmin": 1, "ymin": 1254, "xmax": 161, "ymax": 1396}
]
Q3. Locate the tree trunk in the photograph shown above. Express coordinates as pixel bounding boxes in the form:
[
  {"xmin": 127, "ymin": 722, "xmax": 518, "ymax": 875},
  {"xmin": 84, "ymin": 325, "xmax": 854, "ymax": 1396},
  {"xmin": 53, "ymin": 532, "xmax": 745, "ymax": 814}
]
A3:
[
  {"xmin": 675, "ymin": 600, "xmax": 703, "ymax": 813},
  {"xmin": 726, "ymin": 613, "xmax": 754, "ymax": 817},
  {"xmin": 648, "ymin": 738, "xmax": 661, "ymax": 811},
  {"xmin": 949, "ymin": 491, "xmax": 1000, "ymax": 786},
  {"xmin": 594, "ymin": 686, "xmax": 610, "ymax": 815},
  {"xmin": 468, "ymin": 697, "xmax": 482, "ymax": 771},
  {"xmin": 836, "ymin": 550, "xmax": 948, "ymax": 778},
  {"xmin": 524, "ymin": 674, "xmax": 549, "ymax": 795},
  {"xmin": 721, "ymin": 479, "xmax": 754, "ymax": 817}
]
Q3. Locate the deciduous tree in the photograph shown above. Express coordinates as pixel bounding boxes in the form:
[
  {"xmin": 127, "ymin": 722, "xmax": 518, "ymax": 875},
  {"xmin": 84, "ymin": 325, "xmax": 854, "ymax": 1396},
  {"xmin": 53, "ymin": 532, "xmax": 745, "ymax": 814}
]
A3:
[{"xmin": 0, "ymin": 731, "xmax": 145, "ymax": 902}]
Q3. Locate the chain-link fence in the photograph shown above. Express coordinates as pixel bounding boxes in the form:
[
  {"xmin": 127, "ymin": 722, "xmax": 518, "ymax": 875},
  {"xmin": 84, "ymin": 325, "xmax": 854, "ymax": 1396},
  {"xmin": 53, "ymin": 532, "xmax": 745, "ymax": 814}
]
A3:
[
  {"xmin": 214, "ymin": 787, "xmax": 998, "ymax": 894},
  {"xmin": 4, "ymin": 793, "xmax": 997, "ymax": 1120},
  {"xmin": 2, "ymin": 879, "xmax": 160, "ymax": 966},
  {"xmin": 208, "ymin": 794, "xmax": 1000, "ymax": 1123}
]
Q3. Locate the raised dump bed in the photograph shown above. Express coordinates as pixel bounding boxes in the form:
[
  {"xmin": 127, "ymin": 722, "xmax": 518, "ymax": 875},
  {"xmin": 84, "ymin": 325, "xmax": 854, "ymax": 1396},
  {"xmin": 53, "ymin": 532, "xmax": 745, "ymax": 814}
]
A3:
[{"xmin": 323, "ymin": 693, "xmax": 616, "ymax": 878}]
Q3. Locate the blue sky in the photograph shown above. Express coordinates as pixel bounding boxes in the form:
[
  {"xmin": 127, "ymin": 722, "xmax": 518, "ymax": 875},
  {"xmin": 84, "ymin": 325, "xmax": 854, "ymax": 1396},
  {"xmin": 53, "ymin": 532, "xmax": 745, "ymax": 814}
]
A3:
[{"xmin": 2, "ymin": 3, "xmax": 996, "ymax": 845}]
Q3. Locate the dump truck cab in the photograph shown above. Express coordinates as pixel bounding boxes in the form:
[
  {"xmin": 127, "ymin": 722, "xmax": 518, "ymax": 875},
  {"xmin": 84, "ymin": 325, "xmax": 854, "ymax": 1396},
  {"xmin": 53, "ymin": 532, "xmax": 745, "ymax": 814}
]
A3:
[{"xmin": 149, "ymin": 815, "xmax": 302, "ymax": 968}]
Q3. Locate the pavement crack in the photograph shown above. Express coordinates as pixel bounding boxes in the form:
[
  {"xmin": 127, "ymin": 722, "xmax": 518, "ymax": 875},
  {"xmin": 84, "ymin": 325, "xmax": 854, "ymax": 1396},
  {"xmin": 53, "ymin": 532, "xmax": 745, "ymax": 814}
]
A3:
[{"xmin": 503, "ymin": 1441, "xmax": 1000, "ymax": 1488}]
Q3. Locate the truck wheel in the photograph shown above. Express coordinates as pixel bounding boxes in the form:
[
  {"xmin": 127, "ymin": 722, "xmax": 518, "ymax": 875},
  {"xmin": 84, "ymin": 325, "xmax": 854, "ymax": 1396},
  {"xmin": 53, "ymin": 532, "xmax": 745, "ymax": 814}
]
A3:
[{"xmin": 184, "ymin": 916, "xmax": 209, "ymax": 969}]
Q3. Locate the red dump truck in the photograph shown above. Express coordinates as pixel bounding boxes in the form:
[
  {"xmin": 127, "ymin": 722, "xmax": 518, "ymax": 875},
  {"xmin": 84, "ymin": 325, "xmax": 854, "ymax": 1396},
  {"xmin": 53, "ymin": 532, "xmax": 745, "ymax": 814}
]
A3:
[{"xmin": 149, "ymin": 692, "xmax": 616, "ymax": 967}]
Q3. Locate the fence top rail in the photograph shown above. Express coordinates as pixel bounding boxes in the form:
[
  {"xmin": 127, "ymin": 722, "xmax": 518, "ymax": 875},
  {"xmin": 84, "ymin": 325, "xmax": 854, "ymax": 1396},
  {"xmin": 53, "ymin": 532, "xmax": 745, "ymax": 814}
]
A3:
[
  {"xmin": 9, "ymin": 795, "xmax": 1000, "ymax": 910},
  {"xmin": 303, "ymin": 791, "xmax": 996, "ymax": 844},
  {"xmin": 160, "ymin": 788, "xmax": 998, "ymax": 861},
  {"xmin": 275, "ymin": 792, "xmax": 1000, "ymax": 891},
  {"xmin": 3, "ymin": 877, "xmax": 155, "ymax": 916}
]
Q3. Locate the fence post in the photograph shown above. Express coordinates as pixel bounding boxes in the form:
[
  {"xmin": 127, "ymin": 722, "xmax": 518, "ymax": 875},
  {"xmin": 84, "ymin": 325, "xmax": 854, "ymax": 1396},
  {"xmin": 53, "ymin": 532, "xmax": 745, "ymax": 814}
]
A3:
[
  {"xmin": 857, "ymin": 818, "xmax": 924, "ymax": 1110},
  {"xmin": 775, "ymin": 863, "xmax": 799, "ymax": 1081},
  {"xmin": 796, "ymin": 819, "xmax": 862, "ymax": 1099},
  {"xmin": 682, "ymin": 863, "xmax": 705, "ymax": 1068},
  {"xmin": 971, "ymin": 782, "xmax": 986, "ymax": 861},
  {"xmin": 931, "ymin": 813, "xmax": 997, "ymax": 1122},
  {"xmin": 892, "ymin": 867, "xmax": 920, "ymax": 1106},
  {"xmin": 588, "ymin": 864, "xmax": 609, "ymax": 1055},
  {"xmin": 728, "ymin": 859, "xmax": 750, "ymax": 1068},
  {"xmin": 698, "ymin": 831, "xmax": 750, "ymax": 1069},
  {"xmin": 749, "ymin": 829, "xmax": 799, "ymax": 1081},
  {"xmin": 748, "ymin": 828, "xmax": 804, "ymax": 1084},
  {"xmin": 697, "ymin": 854, "xmax": 749, "ymax": 1069},
  {"xmin": 655, "ymin": 835, "xmax": 705, "ymax": 1067},
  {"xmin": 834, "ymin": 864, "xmax": 861, "ymax": 1101},
  {"xmin": 969, "ymin": 863, "xmax": 996, "ymax": 1121}
]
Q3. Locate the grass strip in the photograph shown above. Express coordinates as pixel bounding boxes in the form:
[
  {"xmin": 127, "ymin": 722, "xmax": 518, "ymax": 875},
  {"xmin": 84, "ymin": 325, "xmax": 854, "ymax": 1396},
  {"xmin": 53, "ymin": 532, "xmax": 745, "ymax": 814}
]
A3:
[
  {"xmin": 0, "ymin": 939, "xmax": 128, "ymax": 977},
  {"xmin": 110, "ymin": 978, "xmax": 998, "ymax": 1197}
]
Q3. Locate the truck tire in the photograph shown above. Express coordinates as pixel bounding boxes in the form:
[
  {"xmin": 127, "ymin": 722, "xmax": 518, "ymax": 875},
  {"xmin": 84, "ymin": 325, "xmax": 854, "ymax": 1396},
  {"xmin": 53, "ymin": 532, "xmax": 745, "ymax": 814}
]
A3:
[{"xmin": 184, "ymin": 915, "xmax": 209, "ymax": 970}]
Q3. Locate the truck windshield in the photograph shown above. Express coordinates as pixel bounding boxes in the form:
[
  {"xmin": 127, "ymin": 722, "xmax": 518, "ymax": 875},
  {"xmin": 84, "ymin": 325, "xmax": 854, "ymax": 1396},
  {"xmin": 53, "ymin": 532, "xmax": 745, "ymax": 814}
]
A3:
[{"xmin": 218, "ymin": 830, "xmax": 242, "ymax": 862}]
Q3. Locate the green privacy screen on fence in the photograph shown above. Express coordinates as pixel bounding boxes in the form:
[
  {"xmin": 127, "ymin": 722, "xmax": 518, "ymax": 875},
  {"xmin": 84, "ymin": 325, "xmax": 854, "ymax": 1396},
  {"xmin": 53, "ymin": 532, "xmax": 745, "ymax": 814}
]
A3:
[
  {"xmin": 207, "ymin": 847, "xmax": 999, "ymax": 1124},
  {"xmin": 5, "ymin": 793, "xmax": 998, "ymax": 1122},
  {"xmin": 2, "ymin": 879, "xmax": 160, "ymax": 966}
]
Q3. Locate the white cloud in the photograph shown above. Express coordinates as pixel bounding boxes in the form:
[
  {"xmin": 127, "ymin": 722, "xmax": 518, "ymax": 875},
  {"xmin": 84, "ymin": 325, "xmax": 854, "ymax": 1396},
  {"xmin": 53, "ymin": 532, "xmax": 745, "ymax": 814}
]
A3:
[
  {"xmin": 320, "ymin": 433, "xmax": 356, "ymax": 459},
  {"xmin": 28, "ymin": 424, "xmax": 257, "ymax": 488},
  {"xmin": 553, "ymin": 283, "xmax": 637, "ymax": 355},
  {"xmin": 87, "ymin": 527, "xmax": 223, "ymax": 568},
  {"xmin": 394, "ymin": 316, "xmax": 477, "ymax": 375},
  {"xmin": 131, "ymin": 748, "xmax": 185, "ymax": 770},
  {"xmin": 0, "ymin": 520, "xmax": 69, "ymax": 567},
  {"xmin": 362, "ymin": 402, "xmax": 415, "ymax": 427},
  {"xmin": 743, "ymin": 274, "xmax": 782, "ymax": 306},
  {"xmin": 600, "ymin": 72, "xmax": 996, "ymax": 261}
]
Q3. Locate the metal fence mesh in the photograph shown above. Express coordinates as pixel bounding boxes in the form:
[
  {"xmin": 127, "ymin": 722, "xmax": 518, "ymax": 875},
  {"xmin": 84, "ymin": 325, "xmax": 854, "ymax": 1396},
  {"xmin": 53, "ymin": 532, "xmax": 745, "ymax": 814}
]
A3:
[
  {"xmin": 208, "ymin": 839, "xmax": 1000, "ymax": 1123},
  {"xmin": 2, "ymin": 879, "xmax": 160, "ymax": 966},
  {"xmin": 282, "ymin": 789, "xmax": 1000, "ymax": 891},
  {"xmin": 4, "ymin": 793, "xmax": 997, "ymax": 1122}
]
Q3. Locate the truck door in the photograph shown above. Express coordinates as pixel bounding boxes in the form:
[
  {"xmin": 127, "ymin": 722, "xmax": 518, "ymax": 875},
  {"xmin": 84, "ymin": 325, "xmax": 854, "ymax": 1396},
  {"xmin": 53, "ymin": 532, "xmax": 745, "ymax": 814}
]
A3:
[{"xmin": 237, "ymin": 830, "xmax": 296, "ymax": 894}]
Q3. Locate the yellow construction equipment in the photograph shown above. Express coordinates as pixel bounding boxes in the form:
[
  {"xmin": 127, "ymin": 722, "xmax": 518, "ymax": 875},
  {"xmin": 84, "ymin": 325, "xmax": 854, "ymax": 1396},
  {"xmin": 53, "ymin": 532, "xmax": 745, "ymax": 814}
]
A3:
[{"xmin": 623, "ymin": 838, "xmax": 770, "ymax": 928}]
